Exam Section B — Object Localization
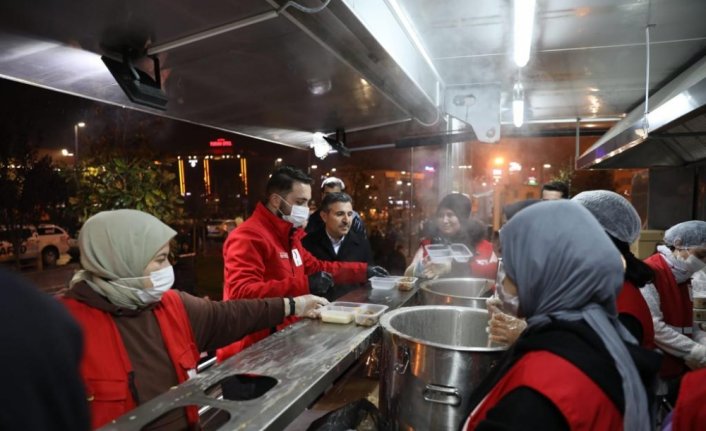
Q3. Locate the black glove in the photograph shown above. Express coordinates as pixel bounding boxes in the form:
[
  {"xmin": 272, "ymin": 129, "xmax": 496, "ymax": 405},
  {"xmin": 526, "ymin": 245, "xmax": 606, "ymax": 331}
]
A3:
[
  {"xmin": 366, "ymin": 265, "xmax": 389, "ymax": 278},
  {"xmin": 308, "ymin": 271, "xmax": 334, "ymax": 296}
]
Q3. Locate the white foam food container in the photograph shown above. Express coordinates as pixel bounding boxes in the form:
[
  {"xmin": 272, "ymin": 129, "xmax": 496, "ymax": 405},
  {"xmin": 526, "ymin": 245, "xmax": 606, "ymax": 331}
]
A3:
[
  {"xmin": 319, "ymin": 302, "xmax": 363, "ymax": 324},
  {"xmin": 354, "ymin": 304, "xmax": 389, "ymax": 326},
  {"xmin": 449, "ymin": 243, "xmax": 473, "ymax": 263},
  {"xmin": 424, "ymin": 244, "xmax": 454, "ymax": 264}
]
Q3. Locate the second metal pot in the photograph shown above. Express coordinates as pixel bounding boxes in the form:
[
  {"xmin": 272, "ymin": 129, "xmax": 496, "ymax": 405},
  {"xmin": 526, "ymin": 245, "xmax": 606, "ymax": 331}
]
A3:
[{"xmin": 418, "ymin": 277, "xmax": 494, "ymax": 309}]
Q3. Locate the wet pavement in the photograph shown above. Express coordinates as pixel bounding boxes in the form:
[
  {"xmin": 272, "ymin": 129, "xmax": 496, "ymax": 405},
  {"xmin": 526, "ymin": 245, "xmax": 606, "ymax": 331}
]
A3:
[{"xmin": 12, "ymin": 262, "xmax": 79, "ymax": 295}]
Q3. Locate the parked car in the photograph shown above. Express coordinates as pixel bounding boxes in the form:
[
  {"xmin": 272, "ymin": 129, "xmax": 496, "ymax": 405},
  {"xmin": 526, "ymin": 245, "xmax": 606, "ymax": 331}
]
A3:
[{"xmin": 0, "ymin": 224, "xmax": 70, "ymax": 266}]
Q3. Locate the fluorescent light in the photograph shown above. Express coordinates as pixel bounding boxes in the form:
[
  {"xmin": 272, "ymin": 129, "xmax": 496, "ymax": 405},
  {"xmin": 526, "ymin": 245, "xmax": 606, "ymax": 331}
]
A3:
[
  {"xmin": 513, "ymin": 0, "xmax": 536, "ymax": 67},
  {"xmin": 512, "ymin": 82, "xmax": 525, "ymax": 127}
]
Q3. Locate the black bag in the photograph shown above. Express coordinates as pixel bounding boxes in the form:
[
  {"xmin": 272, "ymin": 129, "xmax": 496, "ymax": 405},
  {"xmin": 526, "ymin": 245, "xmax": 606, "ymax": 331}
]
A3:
[{"xmin": 306, "ymin": 399, "xmax": 390, "ymax": 431}]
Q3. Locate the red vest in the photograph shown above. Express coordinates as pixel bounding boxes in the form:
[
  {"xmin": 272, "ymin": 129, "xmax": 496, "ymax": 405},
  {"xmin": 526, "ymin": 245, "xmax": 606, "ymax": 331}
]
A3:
[
  {"xmin": 616, "ymin": 280, "xmax": 656, "ymax": 350},
  {"xmin": 62, "ymin": 290, "xmax": 201, "ymax": 429},
  {"xmin": 673, "ymin": 368, "xmax": 706, "ymax": 431},
  {"xmin": 644, "ymin": 253, "xmax": 693, "ymax": 378},
  {"xmin": 465, "ymin": 351, "xmax": 622, "ymax": 431}
]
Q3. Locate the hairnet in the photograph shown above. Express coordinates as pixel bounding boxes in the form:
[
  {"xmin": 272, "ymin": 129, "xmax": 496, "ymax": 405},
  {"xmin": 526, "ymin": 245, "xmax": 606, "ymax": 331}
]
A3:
[
  {"xmin": 500, "ymin": 200, "xmax": 649, "ymax": 431},
  {"xmin": 664, "ymin": 220, "xmax": 706, "ymax": 248},
  {"xmin": 321, "ymin": 176, "xmax": 345, "ymax": 190},
  {"xmin": 572, "ymin": 190, "xmax": 641, "ymax": 244}
]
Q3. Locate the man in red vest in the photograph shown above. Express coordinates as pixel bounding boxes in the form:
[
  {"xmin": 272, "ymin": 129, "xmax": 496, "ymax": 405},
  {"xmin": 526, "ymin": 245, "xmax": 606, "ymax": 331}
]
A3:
[
  {"xmin": 641, "ymin": 221, "xmax": 706, "ymax": 387},
  {"xmin": 61, "ymin": 209, "xmax": 327, "ymax": 430}
]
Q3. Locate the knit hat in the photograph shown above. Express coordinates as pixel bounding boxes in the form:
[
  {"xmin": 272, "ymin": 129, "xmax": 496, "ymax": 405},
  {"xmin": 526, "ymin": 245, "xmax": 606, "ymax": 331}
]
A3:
[
  {"xmin": 572, "ymin": 190, "xmax": 641, "ymax": 244},
  {"xmin": 437, "ymin": 193, "xmax": 472, "ymax": 220}
]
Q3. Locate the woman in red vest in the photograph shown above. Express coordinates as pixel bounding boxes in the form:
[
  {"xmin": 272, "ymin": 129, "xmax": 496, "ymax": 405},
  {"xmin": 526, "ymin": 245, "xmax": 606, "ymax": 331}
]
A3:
[
  {"xmin": 405, "ymin": 193, "xmax": 498, "ymax": 280},
  {"xmin": 641, "ymin": 221, "xmax": 706, "ymax": 385},
  {"xmin": 662, "ymin": 368, "xmax": 706, "ymax": 430},
  {"xmin": 464, "ymin": 201, "xmax": 659, "ymax": 430},
  {"xmin": 61, "ymin": 209, "xmax": 327, "ymax": 430},
  {"xmin": 573, "ymin": 190, "xmax": 656, "ymax": 349}
]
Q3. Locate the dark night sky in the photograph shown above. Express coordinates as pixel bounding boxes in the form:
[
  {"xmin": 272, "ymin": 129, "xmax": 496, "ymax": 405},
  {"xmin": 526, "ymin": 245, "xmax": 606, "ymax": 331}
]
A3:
[{"xmin": 0, "ymin": 77, "xmax": 310, "ymax": 162}]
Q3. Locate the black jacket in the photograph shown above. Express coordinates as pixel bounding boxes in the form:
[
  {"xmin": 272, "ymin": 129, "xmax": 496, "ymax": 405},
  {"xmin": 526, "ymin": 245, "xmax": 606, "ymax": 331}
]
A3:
[
  {"xmin": 302, "ymin": 228, "xmax": 374, "ymax": 300},
  {"xmin": 306, "ymin": 209, "xmax": 367, "ymax": 239}
]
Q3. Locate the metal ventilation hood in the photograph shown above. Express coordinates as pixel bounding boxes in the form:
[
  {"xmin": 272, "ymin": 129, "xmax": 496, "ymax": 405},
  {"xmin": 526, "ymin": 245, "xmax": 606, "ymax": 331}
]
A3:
[{"xmin": 577, "ymin": 54, "xmax": 706, "ymax": 169}]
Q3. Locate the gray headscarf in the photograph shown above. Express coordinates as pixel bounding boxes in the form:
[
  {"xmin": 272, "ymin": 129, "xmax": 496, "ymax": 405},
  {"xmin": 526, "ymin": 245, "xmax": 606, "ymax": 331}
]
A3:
[
  {"xmin": 70, "ymin": 209, "xmax": 176, "ymax": 309},
  {"xmin": 500, "ymin": 200, "xmax": 649, "ymax": 431}
]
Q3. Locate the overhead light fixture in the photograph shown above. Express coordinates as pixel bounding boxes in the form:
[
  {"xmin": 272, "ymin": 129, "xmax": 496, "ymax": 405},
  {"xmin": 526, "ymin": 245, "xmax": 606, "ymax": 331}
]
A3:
[
  {"xmin": 512, "ymin": 82, "xmax": 525, "ymax": 127},
  {"xmin": 513, "ymin": 0, "xmax": 536, "ymax": 67},
  {"xmin": 311, "ymin": 129, "xmax": 351, "ymax": 159},
  {"xmin": 311, "ymin": 132, "xmax": 332, "ymax": 159},
  {"xmin": 102, "ymin": 52, "xmax": 168, "ymax": 110}
]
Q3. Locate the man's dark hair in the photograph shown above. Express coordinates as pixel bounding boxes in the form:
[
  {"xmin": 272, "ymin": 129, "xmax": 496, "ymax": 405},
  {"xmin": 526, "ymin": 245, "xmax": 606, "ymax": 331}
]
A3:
[
  {"xmin": 321, "ymin": 192, "xmax": 353, "ymax": 212},
  {"xmin": 265, "ymin": 165, "xmax": 313, "ymax": 198},
  {"xmin": 542, "ymin": 181, "xmax": 569, "ymax": 198}
]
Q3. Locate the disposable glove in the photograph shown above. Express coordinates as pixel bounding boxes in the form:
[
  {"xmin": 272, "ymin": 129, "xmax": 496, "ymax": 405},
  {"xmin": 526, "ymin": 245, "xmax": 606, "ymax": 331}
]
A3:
[
  {"xmin": 308, "ymin": 271, "xmax": 334, "ymax": 296},
  {"xmin": 421, "ymin": 259, "xmax": 452, "ymax": 279},
  {"xmin": 487, "ymin": 303, "xmax": 527, "ymax": 346},
  {"xmin": 293, "ymin": 294, "xmax": 329, "ymax": 318},
  {"xmin": 366, "ymin": 265, "xmax": 389, "ymax": 278},
  {"xmin": 685, "ymin": 343, "xmax": 706, "ymax": 369}
]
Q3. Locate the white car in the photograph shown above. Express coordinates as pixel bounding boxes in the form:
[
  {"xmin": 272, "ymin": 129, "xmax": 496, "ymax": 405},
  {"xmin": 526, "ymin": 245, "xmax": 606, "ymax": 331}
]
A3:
[{"xmin": 0, "ymin": 224, "xmax": 70, "ymax": 266}]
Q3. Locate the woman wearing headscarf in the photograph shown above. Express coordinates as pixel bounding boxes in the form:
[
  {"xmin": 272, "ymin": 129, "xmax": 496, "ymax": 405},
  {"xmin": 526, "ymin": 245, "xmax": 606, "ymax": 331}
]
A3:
[
  {"xmin": 60, "ymin": 209, "xmax": 327, "ymax": 430},
  {"xmin": 464, "ymin": 201, "xmax": 659, "ymax": 430},
  {"xmin": 405, "ymin": 193, "xmax": 498, "ymax": 279},
  {"xmin": 573, "ymin": 190, "xmax": 656, "ymax": 349}
]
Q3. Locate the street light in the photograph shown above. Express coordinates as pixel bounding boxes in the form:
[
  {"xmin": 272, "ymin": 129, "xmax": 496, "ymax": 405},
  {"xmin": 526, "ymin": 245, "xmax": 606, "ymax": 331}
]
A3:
[{"xmin": 74, "ymin": 122, "xmax": 86, "ymax": 160}]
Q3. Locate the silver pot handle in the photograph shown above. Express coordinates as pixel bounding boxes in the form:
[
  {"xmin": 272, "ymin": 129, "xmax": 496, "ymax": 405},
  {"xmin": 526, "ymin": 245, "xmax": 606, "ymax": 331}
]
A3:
[
  {"xmin": 423, "ymin": 384, "xmax": 461, "ymax": 406},
  {"xmin": 394, "ymin": 345, "xmax": 410, "ymax": 374}
]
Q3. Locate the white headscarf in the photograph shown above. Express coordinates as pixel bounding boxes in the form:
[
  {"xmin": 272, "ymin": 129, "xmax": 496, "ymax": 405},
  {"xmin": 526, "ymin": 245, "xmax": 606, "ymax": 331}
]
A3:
[{"xmin": 70, "ymin": 209, "xmax": 176, "ymax": 309}]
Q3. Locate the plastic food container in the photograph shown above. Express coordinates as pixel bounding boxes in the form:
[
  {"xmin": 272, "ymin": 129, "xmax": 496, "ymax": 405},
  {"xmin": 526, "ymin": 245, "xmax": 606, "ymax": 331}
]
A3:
[
  {"xmin": 394, "ymin": 276, "xmax": 418, "ymax": 291},
  {"xmin": 370, "ymin": 276, "xmax": 397, "ymax": 290},
  {"xmin": 355, "ymin": 304, "xmax": 389, "ymax": 326},
  {"xmin": 449, "ymin": 243, "xmax": 473, "ymax": 263},
  {"xmin": 424, "ymin": 244, "xmax": 454, "ymax": 264}
]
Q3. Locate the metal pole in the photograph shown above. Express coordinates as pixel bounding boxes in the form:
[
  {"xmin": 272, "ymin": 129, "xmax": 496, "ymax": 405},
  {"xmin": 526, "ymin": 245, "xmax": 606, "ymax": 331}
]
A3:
[
  {"xmin": 408, "ymin": 147, "xmax": 414, "ymax": 257},
  {"xmin": 74, "ymin": 124, "xmax": 78, "ymax": 160}
]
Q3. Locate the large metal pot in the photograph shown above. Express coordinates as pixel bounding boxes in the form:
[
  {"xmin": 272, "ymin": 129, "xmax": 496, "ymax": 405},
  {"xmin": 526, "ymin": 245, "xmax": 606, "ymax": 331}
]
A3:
[
  {"xmin": 379, "ymin": 306, "xmax": 505, "ymax": 430},
  {"xmin": 419, "ymin": 278, "xmax": 494, "ymax": 309}
]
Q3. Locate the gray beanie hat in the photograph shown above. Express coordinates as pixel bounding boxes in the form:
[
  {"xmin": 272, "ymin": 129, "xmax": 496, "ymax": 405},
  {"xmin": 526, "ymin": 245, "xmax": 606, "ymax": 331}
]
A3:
[
  {"xmin": 572, "ymin": 190, "xmax": 641, "ymax": 244},
  {"xmin": 664, "ymin": 220, "xmax": 706, "ymax": 248}
]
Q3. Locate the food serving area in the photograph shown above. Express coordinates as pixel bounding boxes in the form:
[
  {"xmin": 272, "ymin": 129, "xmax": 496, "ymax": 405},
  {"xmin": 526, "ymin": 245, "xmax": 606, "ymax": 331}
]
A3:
[{"xmin": 99, "ymin": 283, "xmax": 420, "ymax": 431}]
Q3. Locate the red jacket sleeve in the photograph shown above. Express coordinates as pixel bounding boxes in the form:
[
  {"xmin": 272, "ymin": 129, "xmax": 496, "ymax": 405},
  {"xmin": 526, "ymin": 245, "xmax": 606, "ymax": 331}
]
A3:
[{"xmin": 222, "ymin": 227, "xmax": 308, "ymax": 300}]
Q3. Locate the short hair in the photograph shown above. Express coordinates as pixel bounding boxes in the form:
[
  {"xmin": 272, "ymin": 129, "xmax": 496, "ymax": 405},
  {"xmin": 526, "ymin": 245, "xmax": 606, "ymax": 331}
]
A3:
[
  {"xmin": 321, "ymin": 192, "xmax": 353, "ymax": 212},
  {"xmin": 542, "ymin": 181, "xmax": 569, "ymax": 198},
  {"xmin": 321, "ymin": 176, "xmax": 345, "ymax": 192},
  {"xmin": 265, "ymin": 165, "xmax": 313, "ymax": 197}
]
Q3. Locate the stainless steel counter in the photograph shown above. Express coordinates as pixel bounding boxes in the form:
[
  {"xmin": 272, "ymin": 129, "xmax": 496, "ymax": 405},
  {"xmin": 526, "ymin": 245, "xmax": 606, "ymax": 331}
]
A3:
[{"xmin": 99, "ymin": 285, "xmax": 418, "ymax": 431}]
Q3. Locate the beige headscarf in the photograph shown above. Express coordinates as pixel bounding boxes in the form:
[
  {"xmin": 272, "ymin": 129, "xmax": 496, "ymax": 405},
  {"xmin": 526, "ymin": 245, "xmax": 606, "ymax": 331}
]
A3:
[{"xmin": 70, "ymin": 209, "xmax": 176, "ymax": 309}]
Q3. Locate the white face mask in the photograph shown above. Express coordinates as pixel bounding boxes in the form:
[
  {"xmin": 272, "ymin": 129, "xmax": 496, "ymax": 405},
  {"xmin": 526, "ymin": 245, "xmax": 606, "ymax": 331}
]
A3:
[
  {"xmin": 278, "ymin": 195, "xmax": 309, "ymax": 228},
  {"xmin": 117, "ymin": 265, "xmax": 175, "ymax": 304}
]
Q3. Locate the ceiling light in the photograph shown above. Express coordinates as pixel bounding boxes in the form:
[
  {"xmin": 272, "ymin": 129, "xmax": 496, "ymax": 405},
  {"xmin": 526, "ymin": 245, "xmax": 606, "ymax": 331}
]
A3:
[
  {"xmin": 311, "ymin": 132, "xmax": 332, "ymax": 160},
  {"xmin": 512, "ymin": 82, "xmax": 525, "ymax": 127},
  {"xmin": 513, "ymin": 0, "xmax": 536, "ymax": 67}
]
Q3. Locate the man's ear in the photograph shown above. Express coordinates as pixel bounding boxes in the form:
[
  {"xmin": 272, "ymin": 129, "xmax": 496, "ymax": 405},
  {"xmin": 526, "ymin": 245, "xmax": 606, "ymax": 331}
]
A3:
[{"xmin": 319, "ymin": 209, "xmax": 329, "ymax": 222}]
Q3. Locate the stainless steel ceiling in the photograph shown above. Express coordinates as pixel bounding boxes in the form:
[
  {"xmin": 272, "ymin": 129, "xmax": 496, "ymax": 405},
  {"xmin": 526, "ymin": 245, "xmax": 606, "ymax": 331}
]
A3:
[{"xmin": 0, "ymin": 0, "xmax": 705, "ymax": 156}]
